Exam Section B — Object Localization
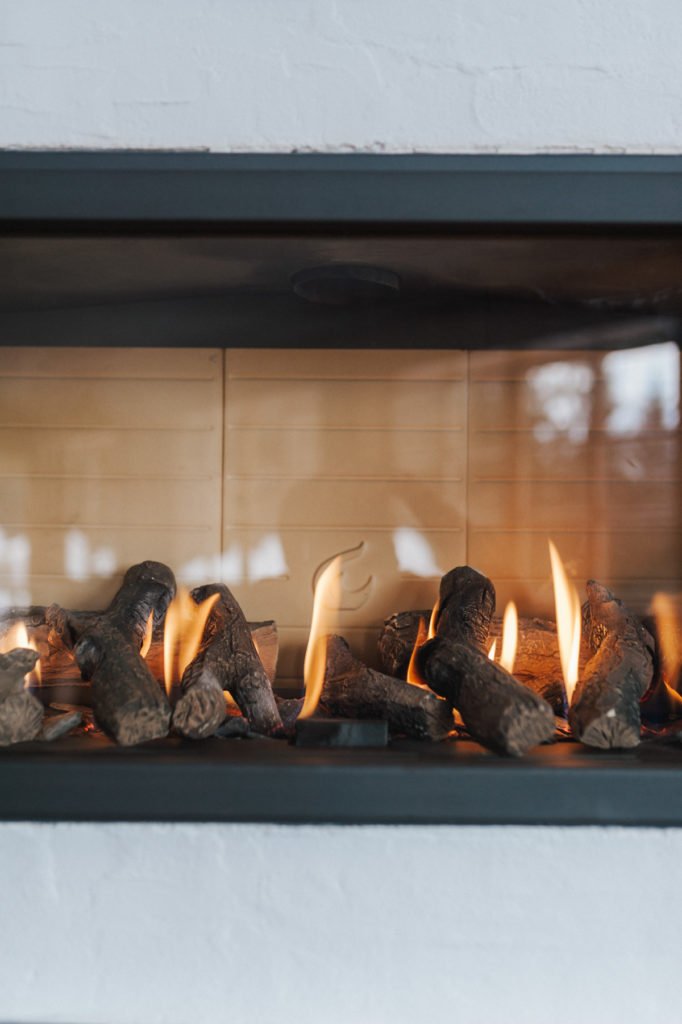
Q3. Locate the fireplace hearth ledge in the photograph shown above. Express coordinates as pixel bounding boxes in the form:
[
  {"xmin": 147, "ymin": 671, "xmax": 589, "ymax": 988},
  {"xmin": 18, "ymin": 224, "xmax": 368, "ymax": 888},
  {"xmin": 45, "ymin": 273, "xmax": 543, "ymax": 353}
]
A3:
[{"xmin": 2, "ymin": 736, "xmax": 682, "ymax": 825}]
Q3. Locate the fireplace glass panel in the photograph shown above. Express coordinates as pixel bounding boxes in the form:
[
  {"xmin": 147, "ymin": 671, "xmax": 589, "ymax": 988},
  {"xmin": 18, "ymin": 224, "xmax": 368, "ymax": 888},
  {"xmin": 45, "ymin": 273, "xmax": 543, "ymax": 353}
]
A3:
[{"xmin": 1, "ymin": 342, "xmax": 679, "ymax": 692}]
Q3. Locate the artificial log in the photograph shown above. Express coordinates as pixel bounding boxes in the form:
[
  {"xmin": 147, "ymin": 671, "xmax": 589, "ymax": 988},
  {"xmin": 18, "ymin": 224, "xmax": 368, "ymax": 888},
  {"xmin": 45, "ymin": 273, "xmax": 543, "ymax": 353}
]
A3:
[
  {"xmin": 418, "ymin": 636, "xmax": 555, "ymax": 756},
  {"xmin": 488, "ymin": 617, "xmax": 571, "ymax": 716},
  {"xmin": 172, "ymin": 584, "xmax": 282, "ymax": 739},
  {"xmin": 41, "ymin": 710, "xmax": 83, "ymax": 742},
  {"xmin": 435, "ymin": 566, "xmax": 496, "ymax": 650},
  {"xmin": 378, "ymin": 610, "xmax": 427, "ymax": 678},
  {"xmin": 0, "ymin": 648, "xmax": 44, "ymax": 745},
  {"xmin": 276, "ymin": 696, "xmax": 305, "ymax": 735},
  {"xmin": 3, "ymin": 610, "xmax": 279, "ymax": 700},
  {"xmin": 379, "ymin": 609, "xmax": 578, "ymax": 716},
  {"xmin": 73, "ymin": 621, "xmax": 171, "ymax": 745},
  {"xmin": 0, "ymin": 648, "xmax": 38, "ymax": 702},
  {"xmin": 569, "ymin": 581, "xmax": 654, "ymax": 750},
  {"xmin": 322, "ymin": 635, "xmax": 453, "ymax": 742},
  {"xmin": 47, "ymin": 561, "xmax": 175, "ymax": 746}
]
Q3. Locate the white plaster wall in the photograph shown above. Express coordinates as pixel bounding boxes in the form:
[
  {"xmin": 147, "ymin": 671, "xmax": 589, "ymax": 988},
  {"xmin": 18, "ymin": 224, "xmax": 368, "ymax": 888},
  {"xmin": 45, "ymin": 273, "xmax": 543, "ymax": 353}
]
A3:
[
  {"xmin": 0, "ymin": 823, "xmax": 678, "ymax": 1024},
  {"xmin": 1, "ymin": 0, "xmax": 682, "ymax": 153}
]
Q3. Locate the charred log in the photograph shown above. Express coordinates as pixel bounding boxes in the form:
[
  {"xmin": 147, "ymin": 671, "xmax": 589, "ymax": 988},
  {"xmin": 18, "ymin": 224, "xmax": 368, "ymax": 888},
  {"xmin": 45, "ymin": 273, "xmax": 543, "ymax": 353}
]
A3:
[
  {"xmin": 0, "ymin": 691, "xmax": 44, "ymax": 746},
  {"xmin": 47, "ymin": 561, "xmax": 175, "ymax": 745},
  {"xmin": 0, "ymin": 648, "xmax": 39, "ymax": 702},
  {"xmin": 172, "ymin": 584, "xmax": 282, "ymax": 739},
  {"xmin": 0, "ymin": 648, "xmax": 43, "ymax": 745},
  {"xmin": 322, "ymin": 635, "xmax": 452, "ymax": 742},
  {"xmin": 378, "ymin": 610, "xmax": 427, "ymax": 678},
  {"xmin": 379, "ymin": 605, "xmax": 569, "ymax": 714},
  {"xmin": 41, "ymin": 710, "xmax": 83, "ymax": 741},
  {"xmin": 418, "ymin": 636, "xmax": 555, "ymax": 756},
  {"xmin": 435, "ymin": 567, "xmax": 496, "ymax": 650},
  {"xmin": 569, "ymin": 581, "xmax": 654, "ymax": 749},
  {"xmin": 276, "ymin": 695, "xmax": 305, "ymax": 735},
  {"xmin": 73, "ymin": 620, "xmax": 171, "ymax": 745}
]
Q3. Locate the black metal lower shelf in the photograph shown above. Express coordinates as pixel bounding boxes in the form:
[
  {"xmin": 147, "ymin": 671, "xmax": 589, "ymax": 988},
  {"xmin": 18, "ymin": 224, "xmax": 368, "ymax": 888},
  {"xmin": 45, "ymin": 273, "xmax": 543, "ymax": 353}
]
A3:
[{"xmin": 2, "ymin": 734, "xmax": 682, "ymax": 825}]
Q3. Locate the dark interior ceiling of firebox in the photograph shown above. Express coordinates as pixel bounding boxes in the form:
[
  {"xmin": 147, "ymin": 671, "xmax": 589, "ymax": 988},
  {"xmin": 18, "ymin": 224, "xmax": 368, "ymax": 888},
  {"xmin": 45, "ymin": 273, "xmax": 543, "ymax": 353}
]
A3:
[{"xmin": 0, "ymin": 233, "xmax": 680, "ymax": 348}]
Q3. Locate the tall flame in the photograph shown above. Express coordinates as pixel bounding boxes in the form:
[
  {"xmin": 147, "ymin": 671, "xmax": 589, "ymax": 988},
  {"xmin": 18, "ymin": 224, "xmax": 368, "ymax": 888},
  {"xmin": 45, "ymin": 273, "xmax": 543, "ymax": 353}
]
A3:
[
  {"xmin": 163, "ymin": 588, "xmax": 219, "ymax": 696},
  {"xmin": 652, "ymin": 592, "xmax": 682, "ymax": 692},
  {"xmin": 549, "ymin": 540, "xmax": 582, "ymax": 703},
  {"xmin": 0, "ymin": 620, "xmax": 41, "ymax": 687},
  {"xmin": 406, "ymin": 616, "xmax": 429, "ymax": 687},
  {"xmin": 299, "ymin": 556, "xmax": 342, "ymax": 719},
  {"xmin": 427, "ymin": 599, "xmax": 439, "ymax": 640},
  {"xmin": 499, "ymin": 601, "xmax": 518, "ymax": 674}
]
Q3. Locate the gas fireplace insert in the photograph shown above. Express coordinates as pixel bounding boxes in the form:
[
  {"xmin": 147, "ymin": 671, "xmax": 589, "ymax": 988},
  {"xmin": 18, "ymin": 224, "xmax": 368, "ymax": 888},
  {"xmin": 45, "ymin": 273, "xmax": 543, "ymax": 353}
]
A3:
[{"xmin": 0, "ymin": 153, "xmax": 680, "ymax": 825}]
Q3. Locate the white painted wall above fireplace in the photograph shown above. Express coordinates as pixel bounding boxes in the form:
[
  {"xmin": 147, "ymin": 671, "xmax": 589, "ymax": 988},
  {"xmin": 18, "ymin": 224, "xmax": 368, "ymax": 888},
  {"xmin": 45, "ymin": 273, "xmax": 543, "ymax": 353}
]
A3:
[{"xmin": 1, "ymin": 0, "xmax": 681, "ymax": 154}]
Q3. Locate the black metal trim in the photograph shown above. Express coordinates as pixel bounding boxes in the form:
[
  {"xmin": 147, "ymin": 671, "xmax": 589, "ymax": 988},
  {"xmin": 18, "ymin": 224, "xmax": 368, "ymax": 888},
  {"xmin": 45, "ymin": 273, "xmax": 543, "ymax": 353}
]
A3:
[
  {"xmin": 2, "ymin": 738, "xmax": 682, "ymax": 825},
  {"xmin": 2, "ymin": 152, "xmax": 682, "ymax": 227}
]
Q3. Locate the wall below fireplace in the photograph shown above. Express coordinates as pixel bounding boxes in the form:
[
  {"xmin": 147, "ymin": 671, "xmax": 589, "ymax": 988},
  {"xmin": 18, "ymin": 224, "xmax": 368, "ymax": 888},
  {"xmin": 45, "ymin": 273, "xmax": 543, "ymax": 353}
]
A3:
[{"xmin": 0, "ymin": 821, "xmax": 678, "ymax": 1024}]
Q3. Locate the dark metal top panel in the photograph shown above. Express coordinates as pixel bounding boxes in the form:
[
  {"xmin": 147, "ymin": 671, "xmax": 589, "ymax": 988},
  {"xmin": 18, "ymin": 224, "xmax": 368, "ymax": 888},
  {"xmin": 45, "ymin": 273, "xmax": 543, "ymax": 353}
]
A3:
[
  {"xmin": 2, "ymin": 152, "xmax": 682, "ymax": 227},
  {"xmin": 2, "ymin": 735, "xmax": 682, "ymax": 826}
]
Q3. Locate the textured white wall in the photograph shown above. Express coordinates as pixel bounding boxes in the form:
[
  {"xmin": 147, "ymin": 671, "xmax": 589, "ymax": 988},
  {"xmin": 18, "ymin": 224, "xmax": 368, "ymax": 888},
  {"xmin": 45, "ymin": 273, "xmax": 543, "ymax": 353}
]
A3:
[
  {"xmin": 0, "ymin": 822, "xmax": 679, "ymax": 1024},
  {"xmin": 1, "ymin": 0, "xmax": 681, "ymax": 153}
]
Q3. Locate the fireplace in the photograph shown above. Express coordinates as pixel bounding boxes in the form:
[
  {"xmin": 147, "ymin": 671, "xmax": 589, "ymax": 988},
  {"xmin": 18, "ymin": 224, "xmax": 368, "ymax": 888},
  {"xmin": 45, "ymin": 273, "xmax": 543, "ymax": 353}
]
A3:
[{"xmin": 0, "ymin": 153, "xmax": 680, "ymax": 823}]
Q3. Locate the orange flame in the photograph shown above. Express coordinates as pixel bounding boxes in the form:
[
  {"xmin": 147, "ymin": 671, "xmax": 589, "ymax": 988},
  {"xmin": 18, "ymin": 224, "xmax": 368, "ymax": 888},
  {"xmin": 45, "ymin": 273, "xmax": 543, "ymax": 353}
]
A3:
[
  {"xmin": 499, "ymin": 601, "xmax": 518, "ymax": 674},
  {"xmin": 0, "ymin": 620, "xmax": 41, "ymax": 687},
  {"xmin": 427, "ymin": 599, "xmax": 439, "ymax": 640},
  {"xmin": 299, "ymin": 556, "xmax": 342, "ymax": 719},
  {"xmin": 549, "ymin": 540, "xmax": 582, "ymax": 703},
  {"xmin": 652, "ymin": 592, "xmax": 682, "ymax": 691},
  {"xmin": 406, "ymin": 616, "xmax": 429, "ymax": 688},
  {"xmin": 488, "ymin": 639, "xmax": 497, "ymax": 661},
  {"xmin": 140, "ymin": 611, "xmax": 154, "ymax": 660},
  {"xmin": 163, "ymin": 588, "xmax": 220, "ymax": 696}
]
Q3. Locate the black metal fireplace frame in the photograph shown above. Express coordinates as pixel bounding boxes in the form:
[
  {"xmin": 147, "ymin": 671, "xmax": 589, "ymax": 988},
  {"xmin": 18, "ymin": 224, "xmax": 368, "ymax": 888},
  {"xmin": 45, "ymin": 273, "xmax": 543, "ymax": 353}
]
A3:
[{"xmin": 0, "ymin": 151, "xmax": 681, "ymax": 825}]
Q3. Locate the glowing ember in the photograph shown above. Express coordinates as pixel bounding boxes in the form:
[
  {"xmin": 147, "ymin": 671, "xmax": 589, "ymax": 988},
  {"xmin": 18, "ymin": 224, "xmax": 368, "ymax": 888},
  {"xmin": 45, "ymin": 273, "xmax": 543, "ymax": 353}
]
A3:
[
  {"xmin": 163, "ymin": 587, "xmax": 219, "ymax": 695},
  {"xmin": 652, "ymin": 592, "xmax": 681, "ymax": 691},
  {"xmin": 549, "ymin": 540, "xmax": 582, "ymax": 703},
  {"xmin": 406, "ymin": 616, "xmax": 429, "ymax": 688},
  {"xmin": 299, "ymin": 556, "xmax": 342, "ymax": 719},
  {"xmin": 499, "ymin": 601, "xmax": 518, "ymax": 674},
  {"xmin": 488, "ymin": 639, "xmax": 497, "ymax": 661},
  {"xmin": 140, "ymin": 611, "xmax": 154, "ymax": 660},
  {"xmin": 0, "ymin": 620, "xmax": 41, "ymax": 687}
]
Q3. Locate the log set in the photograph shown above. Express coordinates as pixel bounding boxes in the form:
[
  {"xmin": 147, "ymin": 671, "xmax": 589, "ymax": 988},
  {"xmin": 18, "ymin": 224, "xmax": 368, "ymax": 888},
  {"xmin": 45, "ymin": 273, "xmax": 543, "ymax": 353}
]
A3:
[
  {"xmin": 322, "ymin": 635, "xmax": 453, "ymax": 741},
  {"xmin": 47, "ymin": 562, "xmax": 174, "ymax": 746},
  {"xmin": 0, "ymin": 648, "xmax": 44, "ymax": 746},
  {"xmin": 0, "ymin": 612, "xmax": 279, "ymax": 696},
  {"xmin": 172, "ymin": 584, "xmax": 282, "ymax": 739},
  {"xmin": 569, "ymin": 581, "xmax": 655, "ymax": 749}
]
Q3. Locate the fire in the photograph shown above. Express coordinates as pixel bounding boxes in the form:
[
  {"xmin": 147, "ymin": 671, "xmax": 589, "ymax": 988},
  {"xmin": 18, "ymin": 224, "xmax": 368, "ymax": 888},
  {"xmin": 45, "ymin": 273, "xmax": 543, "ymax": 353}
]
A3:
[
  {"xmin": 0, "ymin": 620, "xmax": 41, "ymax": 687},
  {"xmin": 406, "ymin": 616, "xmax": 429, "ymax": 687},
  {"xmin": 140, "ymin": 611, "xmax": 154, "ymax": 659},
  {"xmin": 549, "ymin": 540, "xmax": 582, "ymax": 703},
  {"xmin": 488, "ymin": 639, "xmax": 497, "ymax": 661},
  {"xmin": 652, "ymin": 592, "xmax": 682, "ymax": 691},
  {"xmin": 406, "ymin": 596, "xmax": 440, "ymax": 688},
  {"xmin": 163, "ymin": 587, "xmax": 219, "ymax": 696},
  {"xmin": 427, "ymin": 599, "xmax": 439, "ymax": 640},
  {"xmin": 299, "ymin": 556, "xmax": 342, "ymax": 719},
  {"xmin": 499, "ymin": 601, "xmax": 518, "ymax": 674}
]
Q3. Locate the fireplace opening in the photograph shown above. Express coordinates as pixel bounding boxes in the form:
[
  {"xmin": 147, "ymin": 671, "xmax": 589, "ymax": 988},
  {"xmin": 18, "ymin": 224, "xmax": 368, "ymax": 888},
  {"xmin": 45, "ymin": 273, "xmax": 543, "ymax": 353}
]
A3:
[{"xmin": 0, "ymin": 153, "xmax": 680, "ymax": 824}]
